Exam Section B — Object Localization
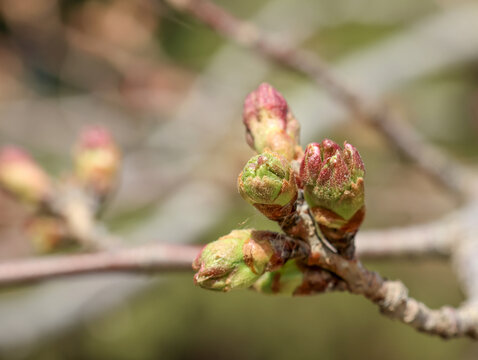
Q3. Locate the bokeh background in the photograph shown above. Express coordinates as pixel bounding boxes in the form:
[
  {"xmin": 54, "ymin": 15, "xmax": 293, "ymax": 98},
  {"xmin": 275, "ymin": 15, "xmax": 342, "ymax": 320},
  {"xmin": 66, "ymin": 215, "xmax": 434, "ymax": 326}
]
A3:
[{"xmin": 0, "ymin": 0, "xmax": 478, "ymax": 358}]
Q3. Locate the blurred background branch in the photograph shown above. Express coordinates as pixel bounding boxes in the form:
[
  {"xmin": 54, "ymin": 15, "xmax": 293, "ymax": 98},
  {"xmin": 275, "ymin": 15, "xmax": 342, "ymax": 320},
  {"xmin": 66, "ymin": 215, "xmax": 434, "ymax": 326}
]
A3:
[{"xmin": 163, "ymin": 0, "xmax": 475, "ymax": 198}]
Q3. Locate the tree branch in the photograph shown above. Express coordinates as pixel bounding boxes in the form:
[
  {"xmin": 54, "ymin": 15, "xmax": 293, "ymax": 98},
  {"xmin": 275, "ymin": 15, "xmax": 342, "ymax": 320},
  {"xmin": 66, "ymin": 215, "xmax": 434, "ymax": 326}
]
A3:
[
  {"xmin": 164, "ymin": 0, "xmax": 474, "ymax": 198},
  {"xmin": 0, "ymin": 243, "xmax": 198, "ymax": 286},
  {"xmin": 0, "ymin": 215, "xmax": 459, "ymax": 288},
  {"xmin": 356, "ymin": 216, "xmax": 459, "ymax": 259},
  {"xmin": 1, "ymin": 224, "xmax": 475, "ymax": 338},
  {"xmin": 303, "ymin": 232, "xmax": 478, "ymax": 339}
]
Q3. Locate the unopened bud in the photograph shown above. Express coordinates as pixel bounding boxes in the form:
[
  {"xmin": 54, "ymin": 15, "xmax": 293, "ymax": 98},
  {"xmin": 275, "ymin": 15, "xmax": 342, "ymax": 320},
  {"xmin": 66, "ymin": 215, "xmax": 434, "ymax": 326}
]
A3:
[
  {"xmin": 193, "ymin": 229, "xmax": 307, "ymax": 292},
  {"xmin": 25, "ymin": 216, "xmax": 68, "ymax": 253},
  {"xmin": 300, "ymin": 139, "xmax": 365, "ymax": 230},
  {"xmin": 74, "ymin": 126, "xmax": 120, "ymax": 198},
  {"xmin": 238, "ymin": 150, "xmax": 297, "ymax": 220},
  {"xmin": 0, "ymin": 146, "xmax": 52, "ymax": 205},
  {"xmin": 243, "ymin": 83, "xmax": 300, "ymax": 160}
]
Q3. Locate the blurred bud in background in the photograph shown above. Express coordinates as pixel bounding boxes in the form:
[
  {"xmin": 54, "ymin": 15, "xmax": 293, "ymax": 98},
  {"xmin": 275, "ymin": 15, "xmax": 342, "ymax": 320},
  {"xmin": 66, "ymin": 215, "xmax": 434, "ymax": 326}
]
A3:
[
  {"xmin": 74, "ymin": 126, "xmax": 121, "ymax": 199},
  {"xmin": 25, "ymin": 215, "xmax": 68, "ymax": 253},
  {"xmin": 0, "ymin": 146, "xmax": 52, "ymax": 206}
]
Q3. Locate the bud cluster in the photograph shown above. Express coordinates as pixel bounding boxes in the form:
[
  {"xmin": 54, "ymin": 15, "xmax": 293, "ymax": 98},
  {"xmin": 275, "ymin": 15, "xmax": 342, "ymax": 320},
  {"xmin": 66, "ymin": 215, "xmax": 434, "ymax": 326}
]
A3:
[
  {"xmin": 0, "ymin": 125, "xmax": 121, "ymax": 253},
  {"xmin": 194, "ymin": 82, "xmax": 368, "ymax": 292}
]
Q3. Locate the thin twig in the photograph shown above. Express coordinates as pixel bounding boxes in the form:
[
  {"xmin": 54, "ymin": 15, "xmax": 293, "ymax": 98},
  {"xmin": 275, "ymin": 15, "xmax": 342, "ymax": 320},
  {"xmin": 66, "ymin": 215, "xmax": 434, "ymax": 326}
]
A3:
[
  {"xmin": 164, "ymin": 0, "xmax": 473, "ymax": 198},
  {"xmin": 1, "ymin": 228, "xmax": 476, "ymax": 338},
  {"xmin": 0, "ymin": 243, "xmax": 198, "ymax": 286},
  {"xmin": 356, "ymin": 216, "xmax": 460, "ymax": 259},
  {"xmin": 0, "ymin": 223, "xmax": 456, "ymax": 288}
]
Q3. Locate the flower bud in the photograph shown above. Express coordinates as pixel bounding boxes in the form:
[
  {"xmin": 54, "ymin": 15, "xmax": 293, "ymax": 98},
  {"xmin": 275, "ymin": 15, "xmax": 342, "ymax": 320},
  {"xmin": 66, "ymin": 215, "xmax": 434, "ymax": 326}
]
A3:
[
  {"xmin": 74, "ymin": 126, "xmax": 120, "ymax": 198},
  {"xmin": 0, "ymin": 146, "xmax": 52, "ymax": 205},
  {"xmin": 238, "ymin": 150, "xmax": 298, "ymax": 221},
  {"xmin": 25, "ymin": 216, "xmax": 68, "ymax": 253},
  {"xmin": 192, "ymin": 229, "xmax": 310, "ymax": 292},
  {"xmin": 243, "ymin": 83, "xmax": 300, "ymax": 160},
  {"xmin": 300, "ymin": 139, "xmax": 365, "ymax": 230}
]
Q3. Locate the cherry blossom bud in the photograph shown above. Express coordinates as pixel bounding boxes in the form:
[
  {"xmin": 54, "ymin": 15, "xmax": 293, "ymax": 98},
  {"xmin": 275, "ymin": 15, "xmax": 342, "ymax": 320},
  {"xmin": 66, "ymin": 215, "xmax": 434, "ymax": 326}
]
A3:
[
  {"xmin": 238, "ymin": 150, "xmax": 297, "ymax": 220},
  {"xmin": 300, "ymin": 139, "xmax": 365, "ymax": 230},
  {"xmin": 243, "ymin": 83, "xmax": 300, "ymax": 160},
  {"xmin": 193, "ymin": 229, "xmax": 307, "ymax": 292},
  {"xmin": 193, "ymin": 229, "xmax": 275, "ymax": 291},
  {"xmin": 0, "ymin": 146, "xmax": 52, "ymax": 205},
  {"xmin": 74, "ymin": 126, "xmax": 120, "ymax": 198}
]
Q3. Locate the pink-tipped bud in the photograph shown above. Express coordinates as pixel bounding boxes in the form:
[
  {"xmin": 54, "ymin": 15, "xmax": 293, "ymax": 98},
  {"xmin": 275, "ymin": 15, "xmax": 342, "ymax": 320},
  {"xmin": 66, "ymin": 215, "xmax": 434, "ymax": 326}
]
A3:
[
  {"xmin": 300, "ymin": 139, "xmax": 365, "ymax": 229},
  {"xmin": 0, "ymin": 146, "xmax": 52, "ymax": 205},
  {"xmin": 79, "ymin": 126, "xmax": 114, "ymax": 149},
  {"xmin": 74, "ymin": 126, "xmax": 121, "ymax": 198},
  {"xmin": 243, "ymin": 83, "xmax": 300, "ymax": 160}
]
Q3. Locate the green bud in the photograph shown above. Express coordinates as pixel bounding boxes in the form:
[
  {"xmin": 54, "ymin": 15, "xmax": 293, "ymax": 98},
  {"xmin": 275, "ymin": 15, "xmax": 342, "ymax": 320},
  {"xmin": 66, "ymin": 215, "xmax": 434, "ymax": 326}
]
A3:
[
  {"xmin": 300, "ymin": 139, "xmax": 365, "ymax": 229},
  {"xmin": 238, "ymin": 150, "xmax": 297, "ymax": 220},
  {"xmin": 193, "ymin": 229, "xmax": 276, "ymax": 292}
]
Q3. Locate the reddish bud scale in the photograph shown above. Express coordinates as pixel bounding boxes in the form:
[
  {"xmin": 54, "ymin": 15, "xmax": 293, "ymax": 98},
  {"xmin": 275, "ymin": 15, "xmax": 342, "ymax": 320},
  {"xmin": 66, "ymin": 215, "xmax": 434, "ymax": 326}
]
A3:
[
  {"xmin": 243, "ymin": 83, "xmax": 288, "ymax": 129},
  {"xmin": 300, "ymin": 139, "xmax": 365, "ymax": 229}
]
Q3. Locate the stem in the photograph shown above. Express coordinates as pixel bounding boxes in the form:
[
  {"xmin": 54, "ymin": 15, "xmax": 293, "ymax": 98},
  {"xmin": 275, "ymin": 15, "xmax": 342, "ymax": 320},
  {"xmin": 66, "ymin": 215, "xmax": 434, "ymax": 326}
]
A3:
[{"xmin": 0, "ymin": 244, "xmax": 199, "ymax": 286}]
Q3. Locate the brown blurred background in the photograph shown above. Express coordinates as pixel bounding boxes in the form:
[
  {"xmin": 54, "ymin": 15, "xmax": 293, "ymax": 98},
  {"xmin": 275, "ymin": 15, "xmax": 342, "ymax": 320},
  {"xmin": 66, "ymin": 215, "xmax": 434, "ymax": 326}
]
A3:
[{"xmin": 1, "ymin": 0, "xmax": 478, "ymax": 358}]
